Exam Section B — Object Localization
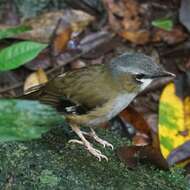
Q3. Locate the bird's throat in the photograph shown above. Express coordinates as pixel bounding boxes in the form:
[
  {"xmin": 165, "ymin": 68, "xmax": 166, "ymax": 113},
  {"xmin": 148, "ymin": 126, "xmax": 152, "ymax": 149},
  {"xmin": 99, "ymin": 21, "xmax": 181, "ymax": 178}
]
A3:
[{"xmin": 140, "ymin": 78, "xmax": 153, "ymax": 90}]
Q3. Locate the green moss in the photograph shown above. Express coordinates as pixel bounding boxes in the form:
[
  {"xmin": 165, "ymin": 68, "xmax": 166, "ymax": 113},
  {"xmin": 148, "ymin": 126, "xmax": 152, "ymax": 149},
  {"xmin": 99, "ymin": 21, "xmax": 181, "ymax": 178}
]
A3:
[
  {"xmin": 39, "ymin": 169, "xmax": 61, "ymax": 187},
  {"xmin": 0, "ymin": 128, "xmax": 188, "ymax": 190}
]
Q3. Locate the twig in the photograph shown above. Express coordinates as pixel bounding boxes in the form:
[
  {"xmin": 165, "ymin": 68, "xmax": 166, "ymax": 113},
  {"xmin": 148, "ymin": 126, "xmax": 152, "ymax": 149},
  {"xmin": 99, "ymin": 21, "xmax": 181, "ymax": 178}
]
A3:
[{"xmin": 0, "ymin": 82, "xmax": 23, "ymax": 94}]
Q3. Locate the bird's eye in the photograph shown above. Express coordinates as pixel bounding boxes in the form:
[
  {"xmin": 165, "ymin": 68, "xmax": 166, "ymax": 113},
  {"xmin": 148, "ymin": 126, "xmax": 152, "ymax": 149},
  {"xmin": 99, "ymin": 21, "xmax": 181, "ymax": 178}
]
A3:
[{"xmin": 135, "ymin": 74, "xmax": 145, "ymax": 81}]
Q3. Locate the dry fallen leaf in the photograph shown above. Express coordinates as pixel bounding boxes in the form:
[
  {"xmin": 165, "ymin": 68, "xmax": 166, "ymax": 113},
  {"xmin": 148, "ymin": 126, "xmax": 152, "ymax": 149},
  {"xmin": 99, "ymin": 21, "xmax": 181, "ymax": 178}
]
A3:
[
  {"xmin": 16, "ymin": 10, "xmax": 94, "ymax": 43},
  {"xmin": 117, "ymin": 107, "xmax": 169, "ymax": 169},
  {"xmin": 132, "ymin": 132, "xmax": 150, "ymax": 147},
  {"xmin": 117, "ymin": 146, "xmax": 141, "ymax": 169},
  {"xmin": 24, "ymin": 68, "xmax": 48, "ymax": 94},
  {"xmin": 24, "ymin": 50, "xmax": 51, "ymax": 71},
  {"xmin": 103, "ymin": 0, "xmax": 146, "ymax": 44},
  {"xmin": 120, "ymin": 30, "xmax": 150, "ymax": 45},
  {"xmin": 52, "ymin": 20, "xmax": 72, "ymax": 56},
  {"xmin": 117, "ymin": 145, "xmax": 169, "ymax": 169},
  {"xmin": 153, "ymin": 26, "xmax": 187, "ymax": 45},
  {"xmin": 119, "ymin": 106, "xmax": 151, "ymax": 136},
  {"xmin": 104, "ymin": 0, "xmax": 187, "ymax": 45}
]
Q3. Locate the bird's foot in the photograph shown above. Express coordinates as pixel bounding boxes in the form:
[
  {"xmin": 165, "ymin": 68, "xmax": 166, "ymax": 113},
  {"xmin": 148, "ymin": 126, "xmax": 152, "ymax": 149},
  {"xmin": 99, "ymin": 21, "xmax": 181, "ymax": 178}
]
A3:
[
  {"xmin": 89, "ymin": 128, "xmax": 114, "ymax": 149},
  {"xmin": 69, "ymin": 139, "xmax": 108, "ymax": 161},
  {"xmin": 69, "ymin": 125, "xmax": 108, "ymax": 161}
]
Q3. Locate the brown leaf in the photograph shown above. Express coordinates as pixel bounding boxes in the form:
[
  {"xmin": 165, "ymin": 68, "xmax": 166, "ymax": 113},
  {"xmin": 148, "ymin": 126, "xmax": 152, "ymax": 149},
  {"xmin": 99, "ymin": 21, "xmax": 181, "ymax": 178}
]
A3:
[
  {"xmin": 145, "ymin": 114, "xmax": 160, "ymax": 149},
  {"xmin": 16, "ymin": 10, "xmax": 94, "ymax": 43},
  {"xmin": 119, "ymin": 106, "xmax": 151, "ymax": 135},
  {"xmin": 104, "ymin": 0, "xmax": 141, "ymax": 31},
  {"xmin": 52, "ymin": 20, "xmax": 72, "ymax": 56},
  {"xmin": 53, "ymin": 31, "xmax": 114, "ymax": 70},
  {"xmin": 139, "ymin": 146, "xmax": 169, "ymax": 170},
  {"xmin": 152, "ymin": 26, "xmax": 187, "ymax": 45},
  {"xmin": 117, "ymin": 146, "xmax": 141, "ymax": 168},
  {"xmin": 103, "ymin": 0, "xmax": 150, "ymax": 44},
  {"xmin": 117, "ymin": 145, "xmax": 169, "ymax": 169},
  {"xmin": 120, "ymin": 30, "xmax": 150, "ymax": 45},
  {"xmin": 132, "ymin": 132, "xmax": 150, "ymax": 146},
  {"xmin": 104, "ymin": 0, "xmax": 187, "ymax": 45},
  {"xmin": 24, "ymin": 51, "xmax": 51, "ymax": 71},
  {"xmin": 117, "ymin": 107, "xmax": 169, "ymax": 169},
  {"xmin": 119, "ymin": 107, "xmax": 152, "ymax": 147}
]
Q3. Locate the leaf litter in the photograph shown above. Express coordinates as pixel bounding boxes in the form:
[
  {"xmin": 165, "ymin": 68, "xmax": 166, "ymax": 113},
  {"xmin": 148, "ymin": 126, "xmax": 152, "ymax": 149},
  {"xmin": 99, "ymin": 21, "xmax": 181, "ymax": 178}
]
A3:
[{"xmin": 0, "ymin": 0, "xmax": 190, "ymax": 174}]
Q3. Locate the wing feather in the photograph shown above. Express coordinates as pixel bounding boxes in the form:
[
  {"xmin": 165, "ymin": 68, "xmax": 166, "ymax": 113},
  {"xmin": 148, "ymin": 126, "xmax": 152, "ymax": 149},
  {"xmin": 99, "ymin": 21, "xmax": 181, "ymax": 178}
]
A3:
[{"xmin": 20, "ymin": 64, "xmax": 119, "ymax": 115}]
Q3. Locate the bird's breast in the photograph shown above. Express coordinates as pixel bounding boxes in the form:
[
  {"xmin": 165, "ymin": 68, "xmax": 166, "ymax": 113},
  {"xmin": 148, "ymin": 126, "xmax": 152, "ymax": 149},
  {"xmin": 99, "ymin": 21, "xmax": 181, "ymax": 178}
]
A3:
[{"xmin": 106, "ymin": 92, "xmax": 137, "ymax": 120}]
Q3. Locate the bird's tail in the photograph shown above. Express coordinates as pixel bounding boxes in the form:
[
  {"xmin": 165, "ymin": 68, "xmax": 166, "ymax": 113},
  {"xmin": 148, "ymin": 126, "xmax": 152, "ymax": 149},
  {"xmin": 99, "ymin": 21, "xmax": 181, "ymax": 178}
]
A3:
[{"xmin": 16, "ymin": 85, "xmax": 61, "ymax": 107}]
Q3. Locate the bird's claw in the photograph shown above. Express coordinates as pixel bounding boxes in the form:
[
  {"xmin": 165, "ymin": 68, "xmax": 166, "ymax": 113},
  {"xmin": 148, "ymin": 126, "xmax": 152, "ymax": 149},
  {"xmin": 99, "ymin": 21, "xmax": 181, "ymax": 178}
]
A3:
[
  {"xmin": 68, "ymin": 138, "xmax": 108, "ymax": 161},
  {"xmin": 90, "ymin": 128, "xmax": 114, "ymax": 150},
  {"xmin": 93, "ymin": 136, "xmax": 114, "ymax": 150},
  {"xmin": 68, "ymin": 139, "xmax": 84, "ymax": 145},
  {"xmin": 69, "ymin": 125, "xmax": 111, "ymax": 161},
  {"xmin": 86, "ymin": 144, "xmax": 108, "ymax": 161}
]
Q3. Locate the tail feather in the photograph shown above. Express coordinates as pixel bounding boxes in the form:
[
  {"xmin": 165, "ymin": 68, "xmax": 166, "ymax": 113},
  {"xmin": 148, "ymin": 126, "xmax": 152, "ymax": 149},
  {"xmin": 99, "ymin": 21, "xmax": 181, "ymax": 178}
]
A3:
[{"xmin": 19, "ymin": 85, "xmax": 61, "ymax": 107}]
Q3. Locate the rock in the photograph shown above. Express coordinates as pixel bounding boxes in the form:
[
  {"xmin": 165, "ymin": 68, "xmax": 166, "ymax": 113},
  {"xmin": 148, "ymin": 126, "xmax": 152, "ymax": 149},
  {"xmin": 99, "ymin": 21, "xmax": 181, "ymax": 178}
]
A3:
[{"xmin": 0, "ymin": 128, "xmax": 188, "ymax": 190}]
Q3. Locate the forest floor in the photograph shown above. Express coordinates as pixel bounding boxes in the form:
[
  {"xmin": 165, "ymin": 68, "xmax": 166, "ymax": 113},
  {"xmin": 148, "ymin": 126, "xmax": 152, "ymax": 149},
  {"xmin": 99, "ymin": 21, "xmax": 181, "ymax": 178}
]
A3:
[{"xmin": 0, "ymin": 128, "xmax": 188, "ymax": 190}]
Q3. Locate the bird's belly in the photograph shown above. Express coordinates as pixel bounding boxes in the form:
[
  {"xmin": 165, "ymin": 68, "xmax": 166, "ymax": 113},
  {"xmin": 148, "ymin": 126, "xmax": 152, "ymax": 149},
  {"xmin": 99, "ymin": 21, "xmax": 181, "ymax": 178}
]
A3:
[
  {"xmin": 106, "ymin": 93, "xmax": 136, "ymax": 119},
  {"xmin": 88, "ymin": 93, "xmax": 137, "ymax": 126}
]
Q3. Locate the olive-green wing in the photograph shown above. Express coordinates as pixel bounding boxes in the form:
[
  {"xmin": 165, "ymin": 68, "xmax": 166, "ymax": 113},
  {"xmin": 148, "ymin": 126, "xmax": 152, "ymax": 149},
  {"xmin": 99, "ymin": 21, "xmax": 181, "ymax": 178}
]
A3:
[{"xmin": 20, "ymin": 64, "xmax": 117, "ymax": 115}]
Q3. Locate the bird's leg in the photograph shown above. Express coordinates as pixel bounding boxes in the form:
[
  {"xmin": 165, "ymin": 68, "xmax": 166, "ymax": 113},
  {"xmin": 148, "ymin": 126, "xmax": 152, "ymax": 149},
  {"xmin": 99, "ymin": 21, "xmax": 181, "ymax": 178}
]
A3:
[
  {"xmin": 89, "ymin": 128, "xmax": 114, "ymax": 149},
  {"xmin": 69, "ymin": 124, "xmax": 108, "ymax": 161},
  {"xmin": 70, "ymin": 128, "xmax": 113, "ymax": 149}
]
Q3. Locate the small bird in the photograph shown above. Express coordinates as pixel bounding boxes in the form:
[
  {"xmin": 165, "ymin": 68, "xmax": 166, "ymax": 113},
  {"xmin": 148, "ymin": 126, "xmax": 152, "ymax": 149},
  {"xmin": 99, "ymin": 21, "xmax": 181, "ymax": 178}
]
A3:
[{"xmin": 23, "ymin": 52, "xmax": 175, "ymax": 160}]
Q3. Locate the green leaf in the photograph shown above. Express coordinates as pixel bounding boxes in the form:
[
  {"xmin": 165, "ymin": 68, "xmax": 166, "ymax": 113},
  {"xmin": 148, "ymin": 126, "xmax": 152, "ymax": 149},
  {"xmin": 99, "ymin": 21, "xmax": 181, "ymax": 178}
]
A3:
[
  {"xmin": 152, "ymin": 18, "xmax": 173, "ymax": 31},
  {"xmin": 0, "ymin": 41, "xmax": 47, "ymax": 71},
  {"xmin": 0, "ymin": 25, "xmax": 31, "ymax": 40},
  {"xmin": 0, "ymin": 99, "xmax": 65, "ymax": 142}
]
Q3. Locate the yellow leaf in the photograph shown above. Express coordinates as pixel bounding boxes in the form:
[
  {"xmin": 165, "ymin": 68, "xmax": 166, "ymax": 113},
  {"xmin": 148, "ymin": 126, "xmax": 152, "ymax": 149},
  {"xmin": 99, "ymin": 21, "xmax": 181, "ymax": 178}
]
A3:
[{"xmin": 159, "ymin": 82, "xmax": 190, "ymax": 165}]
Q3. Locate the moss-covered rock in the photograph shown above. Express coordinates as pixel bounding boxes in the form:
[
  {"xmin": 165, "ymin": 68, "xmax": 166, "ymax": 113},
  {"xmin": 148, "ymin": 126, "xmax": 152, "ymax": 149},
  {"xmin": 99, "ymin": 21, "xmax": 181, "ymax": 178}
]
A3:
[{"xmin": 0, "ymin": 128, "xmax": 188, "ymax": 190}]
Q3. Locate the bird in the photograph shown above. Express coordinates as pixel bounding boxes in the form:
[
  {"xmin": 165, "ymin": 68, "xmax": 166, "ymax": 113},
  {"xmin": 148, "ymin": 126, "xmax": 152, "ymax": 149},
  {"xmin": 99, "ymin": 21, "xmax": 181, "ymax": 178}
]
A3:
[{"xmin": 22, "ymin": 52, "xmax": 175, "ymax": 161}]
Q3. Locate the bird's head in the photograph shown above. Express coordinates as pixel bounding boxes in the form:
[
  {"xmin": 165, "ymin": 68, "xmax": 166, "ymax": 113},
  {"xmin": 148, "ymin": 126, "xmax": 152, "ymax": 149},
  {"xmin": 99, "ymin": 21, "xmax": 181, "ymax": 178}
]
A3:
[{"xmin": 109, "ymin": 52, "xmax": 175, "ymax": 90}]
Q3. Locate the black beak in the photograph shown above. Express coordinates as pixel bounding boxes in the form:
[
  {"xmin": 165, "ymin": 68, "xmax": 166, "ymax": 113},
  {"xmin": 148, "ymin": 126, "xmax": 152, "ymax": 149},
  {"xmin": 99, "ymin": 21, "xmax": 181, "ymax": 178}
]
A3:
[
  {"xmin": 159, "ymin": 71, "xmax": 176, "ymax": 78},
  {"xmin": 149, "ymin": 71, "xmax": 176, "ymax": 79}
]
